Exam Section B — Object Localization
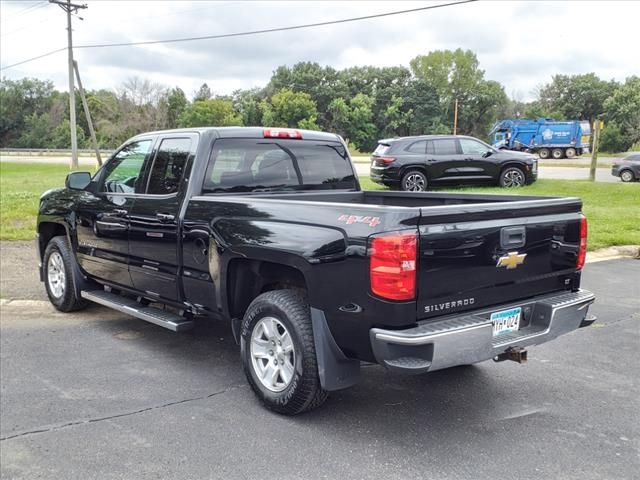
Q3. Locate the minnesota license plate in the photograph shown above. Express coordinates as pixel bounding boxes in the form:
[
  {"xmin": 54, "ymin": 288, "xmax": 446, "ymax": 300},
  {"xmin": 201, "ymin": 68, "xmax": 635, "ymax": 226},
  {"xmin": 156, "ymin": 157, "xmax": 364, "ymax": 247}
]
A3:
[{"xmin": 491, "ymin": 307, "xmax": 521, "ymax": 336}]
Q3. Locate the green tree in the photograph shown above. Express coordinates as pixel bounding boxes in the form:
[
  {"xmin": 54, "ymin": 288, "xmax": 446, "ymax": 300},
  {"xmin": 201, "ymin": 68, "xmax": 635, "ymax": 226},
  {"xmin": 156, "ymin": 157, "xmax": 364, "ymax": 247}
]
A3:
[
  {"xmin": 0, "ymin": 77, "xmax": 55, "ymax": 146},
  {"xmin": 347, "ymin": 93, "xmax": 376, "ymax": 152},
  {"xmin": 537, "ymin": 73, "xmax": 618, "ymax": 125},
  {"xmin": 178, "ymin": 99, "xmax": 242, "ymax": 127},
  {"xmin": 166, "ymin": 87, "xmax": 188, "ymax": 128},
  {"xmin": 193, "ymin": 83, "xmax": 212, "ymax": 102},
  {"xmin": 232, "ymin": 88, "xmax": 264, "ymax": 126},
  {"xmin": 268, "ymin": 89, "xmax": 318, "ymax": 129},
  {"xmin": 326, "ymin": 98, "xmax": 350, "ymax": 139},
  {"xmin": 410, "ymin": 49, "xmax": 506, "ymax": 137},
  {"xmin": 266, "ymin": 62, "xmax": 343, "ymax": 129},
  {"xmin": 603, "ymin": 76, "xmax": 640, "ymax": 150}
]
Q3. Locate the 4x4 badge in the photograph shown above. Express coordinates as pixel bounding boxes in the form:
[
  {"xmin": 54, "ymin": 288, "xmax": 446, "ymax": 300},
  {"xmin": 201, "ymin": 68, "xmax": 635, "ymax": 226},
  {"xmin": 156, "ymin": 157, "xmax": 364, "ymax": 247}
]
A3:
[{"xmin": 496, "ymin": 252, "xmax": 527, "ymax": 269}]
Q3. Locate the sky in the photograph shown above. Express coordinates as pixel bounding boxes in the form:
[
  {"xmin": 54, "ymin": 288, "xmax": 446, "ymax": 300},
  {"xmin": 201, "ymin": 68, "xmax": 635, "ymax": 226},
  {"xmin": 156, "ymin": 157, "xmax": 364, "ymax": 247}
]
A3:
[{"xmin": 1, "ymin": 0, "xmax": 639, "ymax": 102}]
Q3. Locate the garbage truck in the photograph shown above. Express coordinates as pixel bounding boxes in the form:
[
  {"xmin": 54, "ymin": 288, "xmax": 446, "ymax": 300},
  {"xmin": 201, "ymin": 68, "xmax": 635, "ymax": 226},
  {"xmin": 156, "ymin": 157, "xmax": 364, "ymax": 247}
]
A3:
[{"xmin": 490, "ymin": 118, "xmax": 591, "ymax": 159}]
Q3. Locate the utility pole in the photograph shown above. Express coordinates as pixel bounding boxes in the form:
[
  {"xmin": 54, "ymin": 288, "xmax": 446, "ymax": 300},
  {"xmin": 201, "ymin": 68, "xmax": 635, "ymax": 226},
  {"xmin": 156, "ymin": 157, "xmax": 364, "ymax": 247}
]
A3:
[
  {"xmin": 49, "ymin": 0, "xmax": 87, "ymax": 169},
  {"xmin": 73, "ymin": 60, "xmax": 102, "ymax": 166},
  {"xmin": 589, "ymin": 120, "xmax": 601, "ymax": 182},
  {"xmin": 453, "ymin": 99, "xmax": 458, "ymax": 135}
]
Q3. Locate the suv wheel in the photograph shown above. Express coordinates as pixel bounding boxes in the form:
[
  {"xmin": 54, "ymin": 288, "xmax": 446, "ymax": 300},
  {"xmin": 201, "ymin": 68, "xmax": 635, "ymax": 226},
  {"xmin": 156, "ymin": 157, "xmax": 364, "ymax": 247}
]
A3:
[
  {"xmin": 401, "ymin": 170, "xmax": 427, "ymax": 192},
  {"xmin": 240, "ymin": 289, "xmax": 328, "ymax": 415},
  {"xmin": 44, "ymin": 236, "xmax": 89, "ymax": 312},
  {"xmin": 620, "ymin": 169, "xmax": 635, "ymax": 182},
  {"xmin": 500, "ymin": 167, "xmax": 526, "ymax": 188}
]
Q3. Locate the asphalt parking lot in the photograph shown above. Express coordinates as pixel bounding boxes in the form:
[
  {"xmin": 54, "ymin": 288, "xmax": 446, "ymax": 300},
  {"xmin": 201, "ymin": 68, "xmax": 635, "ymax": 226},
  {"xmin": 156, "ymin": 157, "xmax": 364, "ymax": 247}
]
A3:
[{"xmin": 1, "ymin": 255, "xmax": 638, "ymax": 479}]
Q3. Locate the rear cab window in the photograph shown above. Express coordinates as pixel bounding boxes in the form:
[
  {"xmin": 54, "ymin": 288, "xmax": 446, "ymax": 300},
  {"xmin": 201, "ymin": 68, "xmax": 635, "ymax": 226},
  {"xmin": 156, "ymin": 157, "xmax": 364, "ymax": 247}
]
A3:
[{"xmin": 203, "ymin": 139, "xmax": 357, "ymax": 193}]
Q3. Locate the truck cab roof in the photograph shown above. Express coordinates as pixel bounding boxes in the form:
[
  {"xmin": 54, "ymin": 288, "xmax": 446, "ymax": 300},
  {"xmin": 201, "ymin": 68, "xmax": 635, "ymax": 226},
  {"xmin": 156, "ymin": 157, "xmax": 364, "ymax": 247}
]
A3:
[{"xmin": 131, "ymin": 126, "xmax": 343, "ymax": 143}]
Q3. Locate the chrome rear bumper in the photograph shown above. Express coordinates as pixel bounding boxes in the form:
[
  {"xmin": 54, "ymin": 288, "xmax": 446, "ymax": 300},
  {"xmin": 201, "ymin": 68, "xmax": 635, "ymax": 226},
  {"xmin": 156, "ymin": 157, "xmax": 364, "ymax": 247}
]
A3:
[{"xmin": 370, "ymin": 289, "xmax": 595, "ymax": 374}]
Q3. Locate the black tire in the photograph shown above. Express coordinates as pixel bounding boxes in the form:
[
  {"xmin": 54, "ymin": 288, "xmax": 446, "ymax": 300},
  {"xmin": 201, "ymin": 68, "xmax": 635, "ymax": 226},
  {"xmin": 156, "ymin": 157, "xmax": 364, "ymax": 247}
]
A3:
[
  {"xmin": 499, "ymin": 166, "xmax": 526, "ymax": 188},
  {"xmin": 538, "ymin": 148, "xmax": 550, "ymax": 159},
  {"xmin": 401, "ymin": 170, "xmax": 428, "ymax": 192},
  {"xmin": 565, "ymin": 147, "xmax": 577, "ymax": 158},
  {"xmin": 551, "ymin": 148, "xmax": 564, "ymax": 159},
  {"xmin": 240, "ymin": 289, "xmax": 328, "ymax": 415},
  {"xmin": 620, "ymin": 169, "xmax": 635, "ymax": 182},
  {"xmin": 43, "ymin": 236, "xmax": 89, "ymax": 312}
]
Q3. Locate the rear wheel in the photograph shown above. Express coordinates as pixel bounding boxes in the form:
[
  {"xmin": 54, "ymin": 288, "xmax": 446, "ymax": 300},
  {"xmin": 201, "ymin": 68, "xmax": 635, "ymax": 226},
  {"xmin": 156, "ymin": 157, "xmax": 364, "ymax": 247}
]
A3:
[
  {"xmin": 552, "ymin": 148, "xmax": 564, "ymax": 159},
  {"xmin": 620, "ymin": 169, "xmax": 635, "ymax": 182},
  {"xmin": 240, "ymin": 289, "xmax": 328, "ymax": 415},
  {"xmin": 565, "ymin": 147, "xmax": 577, "ymax": 158},
  {"xmin": 538, "ymin": 148, "xmax": 550, "ymax": 159},
  {"xmin": 499, "ymin": 167, "xmax": 526, "ymax": 188},
  {"xmin": 44, "ymin": 236, "xmax": 89, "ymax": 312},
  {"xmin": 401, "ymin": 170, "xmax": 428, "ymax": 192}
]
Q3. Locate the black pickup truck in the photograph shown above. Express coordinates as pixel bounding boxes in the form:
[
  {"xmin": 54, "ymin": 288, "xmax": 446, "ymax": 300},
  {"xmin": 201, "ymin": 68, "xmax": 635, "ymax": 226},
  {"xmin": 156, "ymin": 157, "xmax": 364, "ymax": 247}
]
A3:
[{"xmin": 37, "ymin": 127, "xmax": 595, "ymax": 415}]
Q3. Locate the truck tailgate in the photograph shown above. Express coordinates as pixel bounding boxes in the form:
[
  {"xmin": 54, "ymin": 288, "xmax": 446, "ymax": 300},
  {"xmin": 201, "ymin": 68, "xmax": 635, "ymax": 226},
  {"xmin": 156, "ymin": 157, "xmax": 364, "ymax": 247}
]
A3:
[{"xmin": 417, "ymin": 197, "xmax": 584, "ymax": 320}]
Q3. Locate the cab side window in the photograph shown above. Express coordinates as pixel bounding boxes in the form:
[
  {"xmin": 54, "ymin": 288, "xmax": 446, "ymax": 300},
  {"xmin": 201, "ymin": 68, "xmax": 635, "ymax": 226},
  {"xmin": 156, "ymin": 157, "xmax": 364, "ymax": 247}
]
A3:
[
  {"xmin": 101, "ymin": 140, "xmax": 152, "ymax": 193},
  {"xmin": 146, "ymin": 138, "xmax": 192, "ymax": 195}
]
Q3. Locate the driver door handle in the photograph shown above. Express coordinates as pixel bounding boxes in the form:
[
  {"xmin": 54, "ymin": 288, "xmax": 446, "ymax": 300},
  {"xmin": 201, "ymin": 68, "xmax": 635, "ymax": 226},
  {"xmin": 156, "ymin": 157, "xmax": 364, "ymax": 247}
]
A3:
[
  {"xmin": 113, "ymin": 209, "xmax": 128, "ymax": 217},
  {"xmin": 156, "ymin": 213, "xmax": 175, "ymax": 222}
]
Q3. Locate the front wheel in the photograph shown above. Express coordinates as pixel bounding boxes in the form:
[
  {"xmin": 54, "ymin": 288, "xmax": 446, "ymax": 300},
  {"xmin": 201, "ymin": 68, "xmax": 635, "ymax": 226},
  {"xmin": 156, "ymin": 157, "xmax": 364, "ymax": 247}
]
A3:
[
  {"xmin": 401, "ymin": 170, "xmax": 428, "ymax": 192},
  {"xmin": 43, "ymin": 236, "xmax": 88, "ymax": 312},
  {"xmin": 499, "ymin": 167, "xmax": 526, "ymax": 188},
  {"xmin": 240, "ymin": 290, "xmax": 328, "ymax": 415},
  {"xmin": 620, "ymin": 169, "xmax": 635, "ymax": 182}
]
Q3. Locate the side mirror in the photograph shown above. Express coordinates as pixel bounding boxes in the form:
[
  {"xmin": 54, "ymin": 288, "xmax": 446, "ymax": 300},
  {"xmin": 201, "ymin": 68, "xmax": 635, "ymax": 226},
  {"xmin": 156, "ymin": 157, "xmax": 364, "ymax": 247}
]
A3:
[
  {"xmin": 66, "ymin": 172, "xmax": 92, "ymax": 190},
  {"xmin": 483, "ymin": 150, "xmax": 494, "ymax": 158}
]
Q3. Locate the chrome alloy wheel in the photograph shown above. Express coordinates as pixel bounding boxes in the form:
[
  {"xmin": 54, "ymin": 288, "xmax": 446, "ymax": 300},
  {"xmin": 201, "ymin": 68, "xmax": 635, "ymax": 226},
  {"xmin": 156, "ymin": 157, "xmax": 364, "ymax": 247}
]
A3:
[
  {"xmin": 502, "ymin": 169, "xmax": 525, "ymax": 187},
  {"xmin": 403, "ymin": 173, "xmax": 426, "ymax": 191},
  {"xmin": 47, "ymin": 251, "xmax": 66, "ymax": 298},
  {"xmin": 250, "ymin": 316, "xmax": 296, "ymax": 392}
]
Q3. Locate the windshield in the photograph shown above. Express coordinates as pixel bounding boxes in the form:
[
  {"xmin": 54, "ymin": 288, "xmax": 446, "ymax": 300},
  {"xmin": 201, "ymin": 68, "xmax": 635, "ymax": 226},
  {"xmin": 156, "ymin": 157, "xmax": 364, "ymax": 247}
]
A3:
[{"xmin": 202, "ymin": 138, "xmax": 357, "ymax": 193}]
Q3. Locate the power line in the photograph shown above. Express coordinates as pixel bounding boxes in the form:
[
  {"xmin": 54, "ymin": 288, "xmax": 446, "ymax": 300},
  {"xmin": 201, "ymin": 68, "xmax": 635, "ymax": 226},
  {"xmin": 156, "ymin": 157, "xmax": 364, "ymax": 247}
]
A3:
[
  {"xmin": 74, "ymin": 0, "xmax": 477, "ymax": 49},
  {"xmin": 2, "ymin": 1, "xmax": 48, "ymax": 19},
  {"xmin": 1, "ymin": 0, "xmax": 477, "ymax": 71}
]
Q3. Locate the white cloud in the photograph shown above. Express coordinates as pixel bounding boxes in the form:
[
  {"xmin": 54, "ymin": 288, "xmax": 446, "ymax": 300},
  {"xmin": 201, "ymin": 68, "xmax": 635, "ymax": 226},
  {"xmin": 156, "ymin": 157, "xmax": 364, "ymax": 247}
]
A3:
[{"xmin": 1, "ymin": 0, "xmax": 638, "ymax": 101}]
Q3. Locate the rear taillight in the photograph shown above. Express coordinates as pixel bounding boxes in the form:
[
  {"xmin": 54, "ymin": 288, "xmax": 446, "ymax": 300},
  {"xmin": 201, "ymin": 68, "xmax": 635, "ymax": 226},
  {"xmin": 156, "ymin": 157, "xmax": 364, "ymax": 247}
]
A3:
[
  {"xmin": 263, "ymin": 128, "xmax": 302, "ymax": 139},
  {"xmin": 369, "ymin": 230, "xmax": 417, "ymax": 301},
  {"xmin": 381, "ymin": 156, "xmax": 396, "ymax": 164},
  {"xmin": 577, "ymin": 215, "xmax": 588, "ymax": 270}
]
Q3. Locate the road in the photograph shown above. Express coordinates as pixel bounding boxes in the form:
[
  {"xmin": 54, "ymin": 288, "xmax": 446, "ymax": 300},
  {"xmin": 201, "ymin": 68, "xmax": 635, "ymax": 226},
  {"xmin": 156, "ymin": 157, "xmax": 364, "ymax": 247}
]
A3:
[{"xmin": 1, "ymin": 245, "xmax": 638, "ymax": 479}]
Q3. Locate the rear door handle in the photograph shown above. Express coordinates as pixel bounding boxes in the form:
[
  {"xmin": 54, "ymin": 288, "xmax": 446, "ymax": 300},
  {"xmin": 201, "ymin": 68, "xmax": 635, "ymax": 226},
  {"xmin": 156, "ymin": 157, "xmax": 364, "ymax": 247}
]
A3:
[{"xmin": 156, "ymin": 213, "xmax": 175, "ymax": 222}]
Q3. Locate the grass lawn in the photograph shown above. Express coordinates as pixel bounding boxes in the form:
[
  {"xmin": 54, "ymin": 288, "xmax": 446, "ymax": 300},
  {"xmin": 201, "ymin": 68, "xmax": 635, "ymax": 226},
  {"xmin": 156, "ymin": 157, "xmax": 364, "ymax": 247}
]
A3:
[
  {"xmin": 0, "ymin": 162, "xmax": 98, "ymax": 241},
  {"xmin": 1, "ymin": 162, "xmax": 638, "ymax": 251}
]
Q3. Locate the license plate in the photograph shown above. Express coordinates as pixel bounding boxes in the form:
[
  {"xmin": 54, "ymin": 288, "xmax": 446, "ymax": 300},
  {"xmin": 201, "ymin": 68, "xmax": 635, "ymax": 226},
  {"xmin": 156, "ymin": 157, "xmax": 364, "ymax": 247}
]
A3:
[{"xmin": 491, "ymin": 307, "xmax": 521, "ymax": 336}]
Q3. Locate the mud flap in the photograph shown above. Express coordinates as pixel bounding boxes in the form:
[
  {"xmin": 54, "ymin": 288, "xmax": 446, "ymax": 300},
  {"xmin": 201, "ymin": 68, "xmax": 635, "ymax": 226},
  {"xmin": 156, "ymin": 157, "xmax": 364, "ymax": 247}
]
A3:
[{"xmin": 310, "ymin": 307, "xmax": 360, "ymax": 391}]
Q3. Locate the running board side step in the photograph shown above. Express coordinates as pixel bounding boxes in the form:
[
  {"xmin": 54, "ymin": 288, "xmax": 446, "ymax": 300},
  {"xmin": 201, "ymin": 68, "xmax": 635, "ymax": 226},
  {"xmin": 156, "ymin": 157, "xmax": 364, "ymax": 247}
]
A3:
[{"xmin": 81, "ymin": 290, "xmax": 194, "ymax": 332}]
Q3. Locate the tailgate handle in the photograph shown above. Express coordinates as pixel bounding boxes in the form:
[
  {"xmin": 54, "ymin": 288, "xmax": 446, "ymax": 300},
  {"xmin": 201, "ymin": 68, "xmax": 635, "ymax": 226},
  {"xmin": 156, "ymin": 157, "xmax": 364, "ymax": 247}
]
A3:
[{"xmin": 501, "ymin": 226, "xmax": 526, "ymax": 249}]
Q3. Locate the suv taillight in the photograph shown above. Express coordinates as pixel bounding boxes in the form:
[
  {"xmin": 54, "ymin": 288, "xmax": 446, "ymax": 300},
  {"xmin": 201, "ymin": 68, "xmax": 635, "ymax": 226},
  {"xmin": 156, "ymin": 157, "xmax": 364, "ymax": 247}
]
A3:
[
  {"xmin": 369, "ymin": 231, "xmax": 417, "ymax": 301},
  {"xmin": 577, "ymin": 215, "xmax": 587, "ymax": 270}
]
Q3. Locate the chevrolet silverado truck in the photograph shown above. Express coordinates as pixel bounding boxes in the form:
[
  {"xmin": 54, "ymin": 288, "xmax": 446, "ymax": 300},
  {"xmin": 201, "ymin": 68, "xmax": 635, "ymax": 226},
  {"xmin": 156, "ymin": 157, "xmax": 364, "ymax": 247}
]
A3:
[{"xmin": 37, "ymin": 127, "xmax": 595, "ymax": 415}]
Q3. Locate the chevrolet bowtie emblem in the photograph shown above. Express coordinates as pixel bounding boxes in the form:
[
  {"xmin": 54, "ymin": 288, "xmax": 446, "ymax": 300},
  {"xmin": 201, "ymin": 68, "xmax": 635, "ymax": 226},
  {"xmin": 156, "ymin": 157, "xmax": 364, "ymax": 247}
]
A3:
[{"xmin": 496, "ymin": 252, "xmax": 527, "ymax": 269}]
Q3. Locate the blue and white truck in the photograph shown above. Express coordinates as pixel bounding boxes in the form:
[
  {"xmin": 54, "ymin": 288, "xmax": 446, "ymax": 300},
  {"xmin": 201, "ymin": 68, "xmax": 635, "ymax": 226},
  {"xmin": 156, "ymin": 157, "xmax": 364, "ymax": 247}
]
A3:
[{"xmin": 490, "ymin": 118, "xmax": 591, "ymax": 159}]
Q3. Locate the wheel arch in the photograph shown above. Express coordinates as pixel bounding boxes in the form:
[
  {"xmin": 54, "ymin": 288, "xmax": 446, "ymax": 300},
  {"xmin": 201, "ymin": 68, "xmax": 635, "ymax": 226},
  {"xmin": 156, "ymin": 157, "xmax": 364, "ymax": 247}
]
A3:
[
  {"xmin": 37, "ymin": 221, "xmax": 70, "ymax": 263},
  {"xmin": 226, "ymin": 257, "xmax": 309, "ymax": 326}
]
